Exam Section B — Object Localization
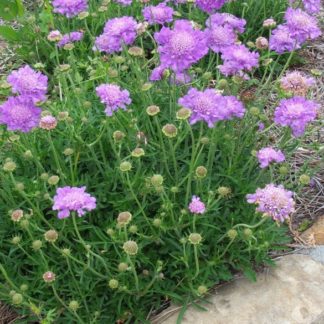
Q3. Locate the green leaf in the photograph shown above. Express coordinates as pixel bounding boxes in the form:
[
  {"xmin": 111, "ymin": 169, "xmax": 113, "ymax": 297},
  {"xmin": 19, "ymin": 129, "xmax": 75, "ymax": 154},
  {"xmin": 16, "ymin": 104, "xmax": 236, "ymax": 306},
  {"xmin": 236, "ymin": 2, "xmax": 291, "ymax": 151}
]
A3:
[
  {"xmin": 0, "ymin": 0, "xmax": 19, "ymax": 20},
  {"xmin": 15, "ymin": 0, "xmax": 24, "ymax": 16},
  {"xmin": 0, "ymin": 26, "xmax": 20, "ymax": 41},
  {"xmin": 243, "ymin": 267, "xmax": 257, "ymax": 282}
]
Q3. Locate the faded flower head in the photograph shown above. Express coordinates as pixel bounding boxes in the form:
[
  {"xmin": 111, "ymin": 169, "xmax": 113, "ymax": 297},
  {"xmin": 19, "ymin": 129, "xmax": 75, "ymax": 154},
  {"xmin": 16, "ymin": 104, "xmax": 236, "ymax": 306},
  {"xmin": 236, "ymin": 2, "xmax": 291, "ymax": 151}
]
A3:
[
  {"xmin": 11, "ymin": 209, "xmax": 24, "ymax": 222},
  {"xmin": 52, "ymin": 0, "xmax": 88, "ymax": 18},
  {"xmin": 39, "ymin": 115, "xmax": 57, "ymax": 130},
  {"xmin": 123, "ymin": 240, "xmax": 138, "ymax": 255},
  {"xmin": 247, "ymin": 184, "xmax": 295, "ymax": 222},
  {"xmin": 162, "ymin": 124, "xmax": 177, "ymax": 138},
  {"xmin": 274, "ymin": 96, "xmax": 319, "ymax": 137},
  {"xmin": 52, "ymin": 186, "xmax": 97, "ymax": 219},
  {"xmin": 43, "ymin": 271, "xmax": 56, "ymax": 283},
  {"xmin": 189, "ymin": 196, "xmax": 206, "ymax": 214},
  {"xmin": 96, "ymin": 84, "xmax": 131, "ymax": 116},
  {"xmin": 256, "ymin": 147, "xmax": 285, "ymax": 168},
  {"xmin": 0, "ymin": 96, "xmax": 42, "ymax": 133},
  {"xmin": 7, "ymin": 65, "xmax": 48, "ymax": 103},
  {"xmin": 188, "ymin": 233, "xmax": 202, "ymax": 245},
  {"xmin": 44, "ymin": 229, "xmax": 59, "ymax": 242},
  {"xmin": 48, "ymin": 30, "xmax": 62, "ymax": 42},
  {"xmin": 117, "ymin": 211, "xmax": 132, "ymax": 225},
  {"xmin": 280, "ymin": 71, "xmax": 315, "ymax": 96},
  {"xmin": 143, "ymin": 3, "xmax": 174, "ymax": 25},
  {"xmin": 255, "ymin": 37, "xmax": 268, "ymax": 50}
]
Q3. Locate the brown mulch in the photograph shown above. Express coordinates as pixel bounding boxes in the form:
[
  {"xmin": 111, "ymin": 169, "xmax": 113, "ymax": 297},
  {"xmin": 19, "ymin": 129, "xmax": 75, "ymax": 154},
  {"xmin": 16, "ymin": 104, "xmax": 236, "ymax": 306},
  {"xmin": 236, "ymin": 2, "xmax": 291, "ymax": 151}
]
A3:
[{"xmin": 0, "ymin": 302, "xmax": 19, "ymax": 324}]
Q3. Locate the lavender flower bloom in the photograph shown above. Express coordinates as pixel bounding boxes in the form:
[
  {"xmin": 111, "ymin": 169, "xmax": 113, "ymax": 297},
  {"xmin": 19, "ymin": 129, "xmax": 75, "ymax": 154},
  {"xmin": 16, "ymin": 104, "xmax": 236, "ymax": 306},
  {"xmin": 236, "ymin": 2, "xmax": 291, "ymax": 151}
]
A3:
[
  {"xmin": 0, "ymin": 96, "xmax": 42, "ymax": 133},
  {"xmin": 52, "ymin": 186, "xmax": 96, "ymax": 219},
  {"xmin": 154, "ymin": 20, "xmax": 208, "ymax": 75},
  {"xmin": 57, "ymin": 31, "xmax": 84, "ymax": 48},
  {"xmin": 207, "ymin": 13, "xmax": 246, "ymax": 33},
  {"xmin": 219, "ymin": 45, "xmax": 259, "ymax": 76},
  {"xmin": 7, "ymin": 65, "xmax": 48, "ymax": 103},
  {"xmin": 94, "ymin": 16, "xmax": 137, "ymax": 54},
  {"xmin": 178, "ymin": 88, "xmax": 245, "ymax": 127},
  {"xmin": 284, "ymin": 8, "xmax": 321, "ymax": 43},
  {"xmin": 206, "ymin": 24, "xmax": 237, "ymax": 53},
  {"xmin": 256, "ymin": 147, "xmax": 285, "ymax": 168},
  {"xmin": 247, "ymin": 184, "xmax": 295, "ymax": 222},
  {"xmin": 269, "ymin": 25, "xmax": 299, "ymax": 54},
  {"xmin": 195, "ymin": 0, "xmax": 227, "ymax": 14},
  {"xmin": 96, "ymin": 84, "xmax": 131, "ymax": 116},
  {"xmin": 280, "ymin": 71, "xmax": 315, "ymax": 96},
  {"xmin": 274, "ymin": 96, "xmax": 319, "ymax": 137},
  {"xmin": 114, "ymin": 0, "xmax": 132, "ymax": 6},
  {"xmin": 52, "ymin": 0, "xmax": 88, "ymax": 18},
  {"xmin": 189, "ymin": 196, "xmax": 206, "ymax": 214},
  {"xmin": 289, "ymin": 0, "xmax": 321, "ymax": 14},
  {"xmin": 150, "ymin": 65, "xmax": 167, "ymax": 81},
  {"xmin": 143, "ymin": 3, "xmax": 174, "ymax": 25}
]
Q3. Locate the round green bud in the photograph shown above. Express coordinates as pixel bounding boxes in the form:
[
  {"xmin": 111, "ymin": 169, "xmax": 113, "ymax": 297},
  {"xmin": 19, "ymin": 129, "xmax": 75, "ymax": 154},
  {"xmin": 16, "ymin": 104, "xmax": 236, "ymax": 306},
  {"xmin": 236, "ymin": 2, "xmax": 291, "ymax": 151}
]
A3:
[
  {"xmin": 218, "ymin": 79, "xmax": 229, "ymax": 90},
  {"xmin": 32, "ymin": 240, "xmax": 43, "ymax": 251},
  {"xmin": 113, "ymin": 56, "xmax": 126, "ymax": 64},
  {"xmin": 123, "ymin": 240, "xmax": 138, "ymax": 255},
  {"xmin": 3, "ymin": 161, "xmax": 17, "ymax": 172},
  {"xmin": 170, "ymin": 186, "xmax": 179, "ymax": 193},
  {"xmin": 249, "ymin": 107, "xmax": 260, "ymax": 116},
  {"xmin": 141, "ymin": 82, "xmax": 153, "ymax": 91},
  {"xmin": 200, "ymin": 137, "xmax": 209, "ymax": 145},
  {"xmin": 195, "ymin": 166, "xmax": 207, "ymax": 179},
  {"xmin": 151, "ymin": 174, "xmax": 164, "ymax": 187},
  {"xmin": 108, "ymin": 279, "xmax": 119, "ymax": 289},
  {"xmin": 63, "ymin": 148, "xmax": 74, "ymax": 156},
  {"xmin": 106, "ymin": 228, "xmax": 115, "ymax": 236},
  {"xmin": 153, "ymin": 218, "xmax": 162, "ymax": 227},
  {"xmin": 69, "ymin": 300, "xmax": 80, "ymax": 311},
  {"xmin": 299, "ymin": 174, "xmax": 310, "ymax": 185},
  {"xmin": 61, "ymin": 248, "xmax": 71, "ymax": 256},
  {"xmin": 243, "ymin": 228, "xmax": 253, "ymax": 239},
  {"xmin": 20, "ymin": 219, "xmax": 29, "ymax": 229},
  {"xmin": 202, "ymin": 72, "xmax": 212, "ymax": 80},
  {"xmin": 119, "ymin": 161, "xmax": 132, "ymax": 172},
  {"xmin": 15, "ymin": 182, "xmax": 25, "ymax": 191},
  {"xmin": 12, "ymin": 236, "xmax": 21, "ymax": 245},
  {"xmin": 118, "ymin": 262, "xmax": 128, "ymax": 272},
  {"xmin": 227, "ymin": 229, "xmax": 238, "ymax": 240},
  {"xmin": 12, "ymin": 293, "xmax": 23, "ymax": 305},
  {"xmin": 197, "ymin": 285, "xmax": 208, "ymax": 296},
  {"xmin": 129, "ymin": 225, "xmax": 138, "ymax": 234},
  {"xmin": 20, "ymin": 284, "xmax": 28, "ymax": 292},
  {"xmin": 113, "ymin": 130, "xmax": 125, "ymax": 142},
  {"xmin": 44, "ymin": 229, "xmax": 58, "ymax": 243},
  {"xmin": 279, "ymin": 166, "xmax": 289, "ymax": 175},
  {"xmin": 188, "ymin": 233, "xmax": 202, "ymax": 245},
  {"xmin": 217, "ymin": 186, "xmax": 232, "ymax": 198},
  {"xmin": 23, "ymin": 150, "xmax": 33, "ymax": 159},
  {"xmin": 176, "ymin": 107, "xmax": 191, "ymax": 120},
  {"xmin": 48, "ymin": 175, "xmax": 60, "ymax": 185}
]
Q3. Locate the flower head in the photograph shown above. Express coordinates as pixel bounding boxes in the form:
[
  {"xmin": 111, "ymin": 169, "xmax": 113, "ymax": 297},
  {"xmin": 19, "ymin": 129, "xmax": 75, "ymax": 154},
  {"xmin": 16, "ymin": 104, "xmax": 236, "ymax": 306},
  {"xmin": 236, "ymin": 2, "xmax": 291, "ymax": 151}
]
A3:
[
  {"xmin": 43, "ymin": 271, "xmax": 56, "ymax": 283},
  {"xmin": 206, "ymin": 24, "xmax": 237, "ymax": 53},
  {"xmin": 48, "ymin": 30, "xmax": 62, "ymax": 42},
  {"xmin": 114, "ymin": 0, "xmax": 132, "ymax": 6},
  {"xmin": 208, "ymin": 13, "xmax": 246, "ymax": 33},
  {"xmin": 178, "ymin": 88, "xmax": 245, "ymax": 127},
  {"xmin": 256, "ymin": 147, "xmax": 285, "ymax": 168},
  {"xmin": 247, "ymin": 184, "xmax": 295, "ymax": 222},
  {"xmin": 195, "ymin": 0, "xmax": 227, "ymax": 14},
  {"xmin": 52, "ymin": 0, "xmax": 88, "ymax": 18},
  {"xmin": 280, "ymin": 71, "xmax": 315, "ymax": 96},
  {"xmin": 94, "ymin": 16, "xmax": 137, "ymax": 54},
  {"xmin": 189, "ymin": 196, "xmax": 206, "ymax": 214},
  {"xmin": 0, "ymin": 96, "xmax": 42, "ymax": 132},
  {"xmin": 96, "ymin": 84, "xmax": 131, "ymax": 116},
  {"xmin": 57, "ymin": 31, "xmax": 84, "ymax": 48},
  {"xmin": 143, "ymin": 3, "xmax": 174, "ymax": 25},
  {"xmin": 154, "ymin": 20, "xmax": 208, "ymax": 74},
  {"xmin": 274, "ymin": 96, "xmax": 319, "ymax": 137},
  {"xmin": 7, "ymin": 65, "xmax": 48, "ymax": 103},
  {"xmin": 269, "ymin": 25, "xmax": 299, "ymax": 54},
  {"xmin": 52, "ymin": 186, "xmax": 96, "ymax": 219},
  {"xmin": 39, "ymin": 115, "xmax": 57, "ymax": 130}
]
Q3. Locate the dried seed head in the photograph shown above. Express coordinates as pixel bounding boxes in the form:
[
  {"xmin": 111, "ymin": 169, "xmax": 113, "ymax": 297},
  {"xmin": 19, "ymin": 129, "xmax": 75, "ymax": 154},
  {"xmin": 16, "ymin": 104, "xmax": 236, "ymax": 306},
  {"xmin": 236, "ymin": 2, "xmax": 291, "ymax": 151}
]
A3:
[
  {"xmin": 146, "ymin": 105, "xmax": 160, "ymax": 116},
  {"xmin": 118, "ymin": 262, "xmax": 128, "ymax": 272},
  {"xmin": 119, "ymin": 161, "xmax": 132, "ymax": 172},
  {"xmin": 128, "ymin": 46, "xmax": 144, "ymax": 57},
  {"xmin": 162, "ymin": 124, "xmax": 177, "ymax": 138},
  {"xmin": 48, "ymin": 175, "xmax": 60, "ymax": 185},
  {"xmin": 255, "ymin": 37, "xmax": 269, "ymax": 50},
  {"xmin": 217, "ymin": 186, "xmax": 232, "ymax": 198},
  {"xmin": 113, "ymin": 130, "xmax": 126, "ymax": 142},
  {"xmin": 151, "ymin": 174, "xmax": 164, "ymax": 187},
  {"xmin": 195, "ymin": 166, "xmax": 207, "ymax": 179},
  {"xmin": 131, "ymin": 147, "xmax": 145, "ymax": 158},
  {"xmin": 69, "ymin": 300, "xmax": 80, "ymax": 312},
  {"xmin": 11, "ymin": 209, "xmax": 24, "ymax": 222},
  {"xmin": 123, "ymin": 240, "xmax": 138, "ymax": 255},
  {"xmin": 44, "ymin": 230, "xmax": 58, "ymax": 242},
  {"xmin": 176, "ymin": 107, "xmax": 192, "ymax": 120},
  {"xmin": 61, "ymin": 248, "xmax": 71, "ymax": 256},
  {"xmin": 43, "ymin": 271, "xmax": 56, "ymax": 283},
  {"xmin": 117, "ymin": 212, "xmax": 132, "ymax": 226},
  {"xmin": 188, "ymin": 233, "xmax": 202, "ymax": 245},
  {"xmin": 32, "ymin": 240, "xmax": 43, "ymax": 251},
  {"xmin": 58, "ymin": 111, "xmax": 69, "ymax": 120},
  {"xmin": 108, "ymin": 279, "xmax": 119, "ymax": 289}
]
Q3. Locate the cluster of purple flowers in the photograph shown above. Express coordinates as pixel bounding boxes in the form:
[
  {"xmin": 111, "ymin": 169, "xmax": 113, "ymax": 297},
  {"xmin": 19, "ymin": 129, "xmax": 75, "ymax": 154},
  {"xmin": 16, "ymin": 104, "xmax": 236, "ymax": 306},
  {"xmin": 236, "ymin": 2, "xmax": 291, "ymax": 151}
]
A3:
[
  {"xmin": 195, "ymin": 0, "xmax": 228, "ymax": 14},
  {"xmin": 142, "ymin": 3, "xmax": 174, "ymax": 25},
  {"xmin": 152, "ymin": 20, "xmax": 208, "ymax": 80},
  {"xmin": 52, "ymin": 0, "xmax": 88, "ymax": 18},
  {"xmin": 270, "ymin": 8, "xmax": 321, "ymax": 54},
  {"xmin": 58, "ymin": 31, "xmax": 84, "ymax": 48},
  {"xmin": 274, "ymin": 96, "xmax": 319, "ymax": 137},
  {"xmin": 256, "ymin": 147, "xmax": 285, "ymax": 169},
  {"xmin": 0, "ymin": 65, "xmax": 48, "ymax": 133},
  {"xmin": 247, "ymin": 184, "xmax": 295, "ymax": 222},
  {"xmin": 52, "ymin": 186, "xmax": 96, "ymax": 219},
  {"xmin": 178, "ymin": 88, "xmax": 245, "ymax": 127},
  {"xmin": 94, "ymin": 16, "xmax": 138, "ymax": 54},
  {"xmin": 96, "ymin": 84, "xmax": 132, "ymax": 116}
]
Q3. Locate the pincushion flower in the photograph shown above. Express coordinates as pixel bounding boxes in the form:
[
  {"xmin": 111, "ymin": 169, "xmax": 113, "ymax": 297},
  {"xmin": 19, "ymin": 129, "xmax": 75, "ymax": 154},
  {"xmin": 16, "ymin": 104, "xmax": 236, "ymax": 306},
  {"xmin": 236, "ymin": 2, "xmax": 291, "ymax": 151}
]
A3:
[
  {"xmin": 52, "ymin": 0, "xmax": 88, "ymax": 18},
  {"xmin": 96, "ymin": 84, "xmax": 131, "ymax": 116},
  {"xmin": 195, "ymin": 0, "xmax": 227, "ymax": 14},
  {"xmin": 143, "ymin": 3, "xmax": 174, "ymax": 25},
  {"xmin": 47, "ymin": 30, "xmax": 62, "ymax": 42},
  {"xmin": 256, "ymin": 147, "xmax": 285, "ymax": 168},
  {"xmin": 274, "ymin": 97, "xmax": 319, "ymax": 137},
  {"xmin": 52, "ymin": 186, "xmax": 96, "ymax": 219},
  {"xmin": 269, "ymin": 25, "xmax": 299, "ymax": 54},
  {"xmin": 219, "ymin": 45, "xmax": 259, "ymax": 76},
  {"xmin": 284, "ymin": 8, "xmax": 321, "ymax": 43},
  {"xmin": 154, "ymin": 20, "xmax": 208, "ymax": 74},
  {"xmin": 0, "ymin": 96, "xmax": 42, "ymax": 132},
  {"xmin": 94, "ymin": 16, "xmax": 137, "ymax": 54},
  {"xmin": 302, "ymin": 0, "xmax": 321, "ymax": 14},
  {"xmin": 189, "ymin": 196, "xmax": 206, "ymax": 214},
  {"xmin": 7, "ymin": 65, "xmax": 48, "ymax": 103},
  {"xmin": 247, "ymin": 184, "xmax": 295, "ymax": 222},
  {"xmin": 207, "ymin": 13, "xmax": 246, "ymax": 33},
  {"xmin": 280, "ymin": 71, "xmax": 315, "ymax": 96},
  {"xmin": 58, "ymin": 31, "xmax": 84, "ymax": 48},
  {"xmin": 207, "ymin": 24, "xmax": 237, "ymax": 53},
  {"xmin": 178, "ymin": 88, "xmax": 245, "ymax": 127}
]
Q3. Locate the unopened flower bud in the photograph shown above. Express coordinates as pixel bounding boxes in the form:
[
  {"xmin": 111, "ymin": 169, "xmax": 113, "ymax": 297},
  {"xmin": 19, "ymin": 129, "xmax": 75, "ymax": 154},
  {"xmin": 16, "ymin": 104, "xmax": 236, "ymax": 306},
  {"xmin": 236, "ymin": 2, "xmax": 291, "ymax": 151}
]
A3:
[
  {"xmin": 188, "ymin": 233, "xmax": 202, "ymax": 245},
  {"xmin": 32, "ymin": 240, "xmax": 43, "ymax": 251},
  {"xmin": 12, "ymin": 236, "xmax": 21, "ymax": 245},
  {"xmin": 40, "ymin": 173, "xmax": 49, "ymax": 181},
  {"xmin": 106, "ymin": 228, "xmax": 115, "ymax": 236},
  {"xmin": 23, "ymin": 150, "xmax": 33, "ymax": 159},
  {"xmin": 69, "ymin": 300, "xmax": 80, "ymax": 312},
  {"xmin": 119, "ymin": 161, "xmax": 132, "ymax": 172},
  {"xmin": 58, "ymin": 64, "xmax": 71, "ymax": 72},
  {"xmin": 108, "ymin": 279, "xmax": 119, "ymax": 289},
  {"xmin": 176, "ymin": 108, "xmax": 191, "ymax": 120},
  {"xmin": 12, "ymin": 293, "xmax": 23, "ymax": 305},
  {"xmin": 170, "ymin": 186, "xmax": 179, "ymax": 193},
  {"xmin": 299, "ymin": 174, "xmax": 310, "ymax": 185},
  {"xmin": 255, "ymin": 37, "xmax": 268, "ymax": 50},
  {"xmin": 117, "ymin": 212, "xmax": 132, "ymax": 226},
  {"xmin": 197, "ymin": 285, "xmax": 208, "ymax": 296},
  {"xmin": 279, "ymin": 166, "xmax": 289, "ymax": 175},
  {"xmin": 162, "ymin": 124, "xmax": 177, "ymax": 138},
  {"xmin": 48, "ymin": 175, "xmax": 60, "ymax": 185},
  {"xmin": 200, "ymin": 137, "xmax": 209, "ymax": 145},
  {"xmin": 43, "ymin": 271, "xmax": 56, "ymax": 283},
  {"xmin": 78, "ymin": 11, "xmax": 89, "ymax": 19},
  {"xmin": 195, "ymin": 166, "xmax": 207, "ymax": 179},
  {"xmin": 40, "ymin": 115, "xmax": 57, "ymax": 130},
  {"xmin": 123, "ymin": 240, "xmax": 138, "ymax": 255},
  {"xmin": 63, "ymin": 148, "xmax": 74, "ymax": 156},
  {"xmin": 243, "ymin": 228, "xmax": 253, "ymax": 239},
  {"xmin": 128, "ymin": 46, "xmax": 144, "ymax": 57},
  {"xmin": 227, "ymin": 229, "xmax": 238, "ymax": 240},
  {"xmin": 146, "ymin": 105, "xmax": 160, "ymax": 116},
  {"xmin": 249, "ymin": 107, "xmax": 260, "ymax": 116},
  {"xmin": 3, "ymin": 161, "xmax": 16, "ymax": 172},
  {"xmin": 263, "ymin": 18, "xmax": 276, "ymax": 28},
  {"xmin": 47, "ymin": 30, "xmax": 62, "ymax": 42},
  {"xmin": 15, "ymin": 182, "xmax": 24, "ymax": 191},
  {"xmin": 114, "ymin": 56, "xmax": 126, "ymax": 64},
  {"xmin": 20, "ymin": 284, "xmax": 28, "ymax": 292},
  {"xmin": 129, "ymin": 225, "xmax": 138, "ymax": 233},
  {"xmin": 61, "ymin": 248, "xmax": 71, "ymax": 256},
  {"xmin": 141, "ymin": 83, "xmax": 153, "ymax": 91},
  {"xmin": 118, "ymin": 262, "xmax": 128, "ymax": 272},
  {"xmin": 11, "ymin": 209, "xmax": 24, "ymax": 222},
  {"xmin": 44, "ymin": 230, "xmax": 58, "ymax": 242},
  {"xmin": 131, "ymin": 147, "xmax": 145, "ymax": 158},
  {"xmin": 58, "ymin": 111, "xmax": 69, "ymax": 120},
  {"xmin": 20, "ymin": 219, "xmax": 29, "ymax": 229},
  {"xmin": 153, "ymin": 218, "xmax": 162, "ymax": 227},
  {"xmin": 218, "ymin": 79, "xmax": 229, "ymax": 90}
]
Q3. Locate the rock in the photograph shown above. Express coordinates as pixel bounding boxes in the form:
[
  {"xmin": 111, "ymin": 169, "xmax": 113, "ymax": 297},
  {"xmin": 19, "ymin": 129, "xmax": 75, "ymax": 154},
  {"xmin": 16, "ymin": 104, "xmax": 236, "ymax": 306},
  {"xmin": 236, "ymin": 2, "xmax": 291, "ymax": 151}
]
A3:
[
  {"xmin": 156, "ymin": 255, "xmax": 324, "ymax": 324},
  {"xmin": 300, "ymin": 215, "xmax": 324, "ymax": 245}
]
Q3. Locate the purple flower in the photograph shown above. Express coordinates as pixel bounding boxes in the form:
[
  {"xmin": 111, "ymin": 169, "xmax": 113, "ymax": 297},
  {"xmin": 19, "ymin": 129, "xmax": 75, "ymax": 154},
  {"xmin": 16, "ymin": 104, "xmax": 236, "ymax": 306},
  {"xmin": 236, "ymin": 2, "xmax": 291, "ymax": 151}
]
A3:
[
  {"xmin": 274, "ymin": 96, "xmax": 319, "ymax": 137},
  {"xmin": 269, "ymin": 25, "xmax": 299, "ymax": 54},
  {"xmin": 206, "ymin": 24, "xmax": 237, "ymax": 53},
  {"xmin": 258, "ymin": 122, "xmax": 265, "ymax": 131},
  {"xmin": 247, "ymin": 184, "xmax": 295, "ymax": 222},
  {"xmin": 94, "ymin": 16, "xmax": 137, "ymax": 54},
  {"xmin": 189, "ymin": 196, "xmax": 206, "ymax": 214},
  {"xmin": 195, "ymin": 0, "xmax": 227, "ymax": 14},
  {"xmin": 114, "ymin": 0, "xmax": 132, "ymax": 6},
  {"xmin": 150, "ymin": 65, "xmax": 167, "ymax": 81},
  {"xmin": 280, "ymin": 71, "xmax": 315, "ymax": 96},
  {"xmin": 57, "ymin": 31, "xmax": 84, "ymax": 48},
  {"xmin": 96, "ymin": 84, "xmax": 131, "ymax": 116},
  {"xmin": 143, "ymin": 3, "xmax": 174, "ymax": 25},
  {"xmin": 0, "ymin": 96, "xmax": 42, "ymax": 133},
  {"xmin": 52, "ymin": 0, "xmax": 88, "ymax": 18},
  {"xmin": 219, "ymin": 45, "xmax": 259, "ymax": 76},
  {"xmin": 284, "ymin": 8, "xmax": 321, "ymax": 43},
  {"xmin": 256, "ymin": 147, "xmax": 285, "ymax": 168},
  {"xmin": 7, "ymin": 65, "xmax": 48, "ymax": 103},
  {"xmin": 47, "ymin": 30, "xmax": 62, "ymax": 42},
  {"xmin": 52, "ymin": 186, "xmax": 96, "ymax": 219},
  {"xmin": 154, "ymin": 20, "xmax": 208, "ymax": 74},
  {"xmin": 178, "ymin": 88, "xmax": 245, "ymax": 127},
  {"xmin": 290, "ymin": 0, "xmax": 321, "ymax": 14},
  {"xmin": 207, "ymin": 13, "xmax": 246, "ymax": 33}
]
